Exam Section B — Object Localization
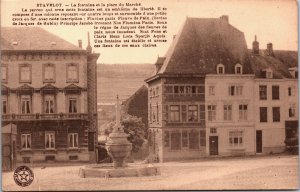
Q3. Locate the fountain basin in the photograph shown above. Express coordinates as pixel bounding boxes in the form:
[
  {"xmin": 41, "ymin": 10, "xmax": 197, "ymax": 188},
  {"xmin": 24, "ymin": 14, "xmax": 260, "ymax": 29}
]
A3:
[{"xmin": 79, "ymin": 163, "xmax": 160, "ymax": 178}]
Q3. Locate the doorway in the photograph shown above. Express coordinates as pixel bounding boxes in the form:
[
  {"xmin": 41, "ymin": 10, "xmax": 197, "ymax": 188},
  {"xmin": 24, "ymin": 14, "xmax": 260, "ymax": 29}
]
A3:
[
  {"xmin": 256, "ymin": 130, "xmax": 262, "ymax": 153},
  {"xmin": 209, "ymin": 136, "xmax": 218, "ymax": 155}
]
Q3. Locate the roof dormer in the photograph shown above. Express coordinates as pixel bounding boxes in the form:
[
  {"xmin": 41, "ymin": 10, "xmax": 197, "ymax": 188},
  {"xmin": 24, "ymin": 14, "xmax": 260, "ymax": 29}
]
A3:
[
  {"xmin": 288, "ymin": 67, "xmax": 298, "ymax": 79},
  {"xmin": 235, "ymin": 63, "xmax": 243, "ymax": 75},
  {"xmin": 217, "ymin": 64, "xmax": 225, "ymax": 74},
  {"xmin": 262, "ymin": 68, "xmax": 273, "ymax": 79}
]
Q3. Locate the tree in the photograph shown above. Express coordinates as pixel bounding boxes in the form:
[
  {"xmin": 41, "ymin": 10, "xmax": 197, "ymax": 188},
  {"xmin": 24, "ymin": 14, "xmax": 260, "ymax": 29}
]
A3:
[{"xmin": 104, "ymin": 114, "xmax": 147, "ymax": 153}]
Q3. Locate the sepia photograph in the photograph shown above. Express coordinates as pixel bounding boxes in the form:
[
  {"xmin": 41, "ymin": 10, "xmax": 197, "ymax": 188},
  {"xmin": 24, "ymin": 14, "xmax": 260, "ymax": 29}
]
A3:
[{"xmin": 1, "ymin": 0, "xmax": 299, "ymax": 190}]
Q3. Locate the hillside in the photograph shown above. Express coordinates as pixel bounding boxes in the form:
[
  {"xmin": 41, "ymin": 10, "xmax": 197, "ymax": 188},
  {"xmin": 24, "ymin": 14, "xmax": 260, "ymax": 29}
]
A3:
[{"xmin": 97, "ymin": 64, "xmax": 154, "ymax": 103}]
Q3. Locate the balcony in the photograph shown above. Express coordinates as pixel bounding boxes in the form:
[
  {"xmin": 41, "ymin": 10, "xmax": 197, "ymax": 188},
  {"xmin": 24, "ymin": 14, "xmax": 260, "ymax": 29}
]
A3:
[{"xmin": 2, "ymin": 113, "xmax": 89, "ymax": 121}]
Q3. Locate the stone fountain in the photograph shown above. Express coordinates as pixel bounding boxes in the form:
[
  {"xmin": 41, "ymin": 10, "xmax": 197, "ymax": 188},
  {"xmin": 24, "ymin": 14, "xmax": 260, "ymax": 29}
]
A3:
[
  {"xmin": 105, "ymin": 95, "xmax": 132, "ymax": 168},
  {"xmin": 79, "ymin": 95, "xmax": 160, "ymax": 178}
]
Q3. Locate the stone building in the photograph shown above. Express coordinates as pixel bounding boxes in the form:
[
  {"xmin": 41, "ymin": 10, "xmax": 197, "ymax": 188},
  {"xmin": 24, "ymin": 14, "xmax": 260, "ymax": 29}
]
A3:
[
  {"xmin": 145, "ymin": 16, "xmax": 298, "ymax": 162},
  {"xmin": 250, "ymin": 41, "xmax": 298, "ymax": 154},
  {"xmin": 1, "ymin": 27, "xmax": 99, "ymax": 164}
]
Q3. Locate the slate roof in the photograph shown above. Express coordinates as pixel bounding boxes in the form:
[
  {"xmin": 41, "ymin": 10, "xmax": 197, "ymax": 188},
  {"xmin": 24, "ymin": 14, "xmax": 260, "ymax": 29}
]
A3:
[
  {"xmin": 249, "ymin": 50, "xmax": 298, "ymax": 79},
  {"xmin": 146, "ymin": 16, "xmax": 298, "ymax": 82},
  {"xmin": 1, "ymin": 27, "xmax": 83, "ymax": 51},
  {"xmin": 157, "ymin": 17, "xmax": 252, "ymax": 75}
]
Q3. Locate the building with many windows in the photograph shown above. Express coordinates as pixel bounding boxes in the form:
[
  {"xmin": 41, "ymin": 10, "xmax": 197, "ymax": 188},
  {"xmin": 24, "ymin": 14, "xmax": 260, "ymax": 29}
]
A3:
[
  {"xmin": 145, "ymin": 16, "xmax": 298, "ymax": 162},
  {"xmin": 1, "ymin": 27, "xmax": 99, "ymax": 164}
]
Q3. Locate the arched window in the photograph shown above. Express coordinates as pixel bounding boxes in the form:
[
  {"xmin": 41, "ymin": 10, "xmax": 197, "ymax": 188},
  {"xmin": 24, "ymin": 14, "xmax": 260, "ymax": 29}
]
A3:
[
  {"xmin": 217, "ymin": 64, "xmax": 225, "ymax": 74},
  {"xmin": 235, "ymin": 63, "xmax": 243, "ymax": 74}
]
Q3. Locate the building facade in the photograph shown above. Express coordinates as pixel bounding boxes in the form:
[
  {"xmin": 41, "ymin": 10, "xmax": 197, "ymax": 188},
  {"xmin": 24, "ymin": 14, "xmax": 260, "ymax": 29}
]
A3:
[
  {"xmin": 145, "ymin": 16, "xmax": 298, "ymax": 162},
  {"xmin": 1, "ymin": 27, "xmax": 99, "ymax": 164}
]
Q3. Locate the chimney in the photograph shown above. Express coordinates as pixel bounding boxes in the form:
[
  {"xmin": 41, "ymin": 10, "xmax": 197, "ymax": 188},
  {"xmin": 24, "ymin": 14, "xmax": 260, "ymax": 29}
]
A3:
[
  {"xmin": 78, "ymin": 40, "xmax": 82, "ymax": 48},
  {"xmin": 266, "ymin": 43, "xmax": 274, "ymax": 56},
  {"xmin": 220, "ymin": 15, "xmax": 229, "ymax": 23},
  {"xmin": 252, "ymin": 35, "xmax": 259, "ymax": 54},
  {"xmin": 86, "ymin": 32, "xmax": 92, "ymax": 53},
  {"xmin": 155, "ymin": 57, "xmax": 164, "ymax": 73}
]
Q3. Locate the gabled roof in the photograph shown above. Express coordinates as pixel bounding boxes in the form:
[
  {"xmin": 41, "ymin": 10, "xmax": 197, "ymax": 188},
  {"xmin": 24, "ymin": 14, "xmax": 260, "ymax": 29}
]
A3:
[
  {"xmin": 157, "ymin": 17, "xmax": 252, "ymax": 76},
  {"xmin": 1, "ymin": 27, "xmax": 83, "ymax": 51}
]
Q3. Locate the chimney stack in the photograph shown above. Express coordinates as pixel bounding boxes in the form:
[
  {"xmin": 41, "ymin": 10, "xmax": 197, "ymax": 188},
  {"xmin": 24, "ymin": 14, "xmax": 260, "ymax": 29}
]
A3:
[
  {"xmin": 266, "ymin": 43, "xmax": 274, "ymax": 56},
  {"xmin": 86, "ymin": 32, "xmax": 92, "ymax": 53},
  {"xmin": 78, "ymin": 40, "xmax": 82, "ymax": 48},
  {"xmin": 220, "ymin": 15, "xmax": 229, "ymax": 23},
  {"xmin": 252, "ymin": 35, "xmax": 259, "ymax": 54}
]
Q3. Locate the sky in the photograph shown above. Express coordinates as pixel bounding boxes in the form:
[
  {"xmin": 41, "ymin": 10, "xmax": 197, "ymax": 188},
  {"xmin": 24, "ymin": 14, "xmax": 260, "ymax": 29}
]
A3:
[{"xmin": 1, "ymin": 0, "xmax": 298, "ymax": 64}]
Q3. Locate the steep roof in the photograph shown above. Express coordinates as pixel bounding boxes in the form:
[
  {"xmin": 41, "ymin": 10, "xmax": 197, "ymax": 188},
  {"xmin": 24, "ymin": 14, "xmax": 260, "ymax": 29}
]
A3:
[
  {"xmin": 249, "ymin": 50, "xmax": 298, "ymax": 78},
  {"xmin": 157, "ymin": 17, "xmax": 252, "ymax": 75},
  {"xmin": 1, "ymin": 27, "xmax": 83, "ymax": 51}
]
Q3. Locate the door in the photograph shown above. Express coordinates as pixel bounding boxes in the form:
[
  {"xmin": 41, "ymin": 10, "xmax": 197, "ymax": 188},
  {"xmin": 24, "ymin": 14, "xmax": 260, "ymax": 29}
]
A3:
[
  {"xmin": 209, "ymin": 136, "xmax": 218, "ymax": 155},
  {"xmin": 256, "ymin": 130, "xmax": 262, "ymax": 153}
]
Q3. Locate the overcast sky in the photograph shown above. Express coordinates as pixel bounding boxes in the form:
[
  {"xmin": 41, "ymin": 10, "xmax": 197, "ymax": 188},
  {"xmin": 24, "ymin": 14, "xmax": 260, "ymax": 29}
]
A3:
[{"xmin": 1, "ymin": 0, "xmax": 297, "ymax": 64}]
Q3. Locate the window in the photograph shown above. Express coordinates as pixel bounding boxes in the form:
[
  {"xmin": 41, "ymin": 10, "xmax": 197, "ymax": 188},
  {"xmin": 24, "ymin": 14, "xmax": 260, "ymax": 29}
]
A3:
[
  {"xmin": 68, "ymin": 98, "xmax": 78, "ymax": 113},
  {"xmin": 260, "ymin": 107, "xmax": 268, "ymax": 122},
  {"xmin": 288, "ymin": 87, "xmax": 294, "ymax": 96},
  {"xmin": 224, "ymin": 105, "xmax": 232, "ymax": 121},
  {"xmin": 266, "ymin": 71, "xmax": 272, "ymax": 79},
  {"xmin": 156, "ymin": 103, "xmax": 159, "ymax": 123},
  {"xmin": 272, "ymin": 107, "xmax": 280, "ymax": 122},
  {"xmin": 68, "ymin": 133, "xmax": 78, "ymax": 148},
  {"xmin": 2, "ymin": 98, "xmax": 7, "ymax": 114},
  {"xmin": 181, "ymin": 105, "xmax": 187, "ymax": 122},
  {"xmin": 164, "ymin": 131, "xmax": 170, "ymax": 147},
  {"xmin": 170, "ymin": 105, "xmax": 180, "ymax": 122},
  {"xmin": 156, "ymin": 87, "xmax": 159, "ymax": 96},
  {"xmin": 67, "ymin": 64, "xmax": 78, "ymax": 82},
  {"xmin": 21, "ymin": 134, "xmax": 31, "ymax": 150},
  {"xmin": 210, "ymin": 128, "xmax": 217, "ymax": 134},
  {"xmin": 229, "ymin": 131, "xmax": 243, "ymax": 146},
  {"xmin": 189, "ymin": 130, "xmax": 199, "ymax": 149},
  {"xmin": 2, "ymin": 66, "xmax": 7, "ymax": 82},
  {"xmin": 289, "ymin": 104, "xmax": 296, "ymax": 117},
  {"xmin": 182, "ymin": 131, "xmax": 188, "ymax": 148},
  {"xmin": 149, "ymin": 89, "xmax": 152, "ymax": 98},
  {"xmin": 239, "ymin": 104, "xmax": 248, "ymax": 121},
  {"xmin": 272, "ymin": 85, "xmax": 280, "ymax": 100},
  {"xmin": 179, "ymin": 86, "xmax": 184, "ymax": 95},
  {"xmin": 217, "ymin": 64, "xmax": 225, "ymax": 74},
  {"xmin": 152, "ymin": 105, "xmax": 156, "ymax": 122},
  {"xmin": 21, "ymin": 95, "xmax": 31, "ymax": 114},
  {"xmin": 235, "ymin": 64, "xmax": 243, "ymax": 74},
  {"xmin": 209, "ymin": 86, "xmax": 215, "ymax": 96},
  {"xmin": 44, "ymin": 95, "xmax": 55, "ymax": 114},
  {"xmin": 20, "ymin": 65, "xmax": 31, "ymax": 83},
  {"xmin": 44, "ymin": 64, "xmax": 55, "ymax": 82},
  {"xmin": 188, "ymin": 105, "xmax": 198, "ymax": 122},
  {"xmin": 185, "ymin": 86, "xmax": 191, "ymax": 96},
  {"xmin": 200, "ymin": 130, "xmax": 206, "ymax": 147},
  {"xmin": 208, "ymin": 105, "xmax": 216, "ymax": 121},
  {"xmin": 192, "ymin": 86, "xmax": 197, "ymax": 95},
  {"xmin": 174, "ymin": 86, "xmax": 179, "ymax": 94},
  {"xmin": 45, "ymin": 132, "xmax": 55, "ymax": 149},
  {"xmin": 263, "ymin": 68, "xmax": 273, "ymax": 79},
  {"xmin": 259, "ymin": 85, "xmax": 267, "ymax": 100},
  {"xmin": 170, "ymin": 132, "xmax": 181, "ymax": 150},
  {"xmin": 199, "ymin": 105, "xmax": 205, "ymax": 126},
  {"xmin": 228, "ymin": 85, "xmax": 243, "ymax": 96}
]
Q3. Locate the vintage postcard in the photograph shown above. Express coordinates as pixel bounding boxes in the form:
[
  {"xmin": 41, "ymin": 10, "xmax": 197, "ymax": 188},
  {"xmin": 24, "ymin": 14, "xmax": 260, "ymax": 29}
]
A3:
[{"xmin": 1, "ymin": 0, "xmax": 298, "ymax": 190}]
